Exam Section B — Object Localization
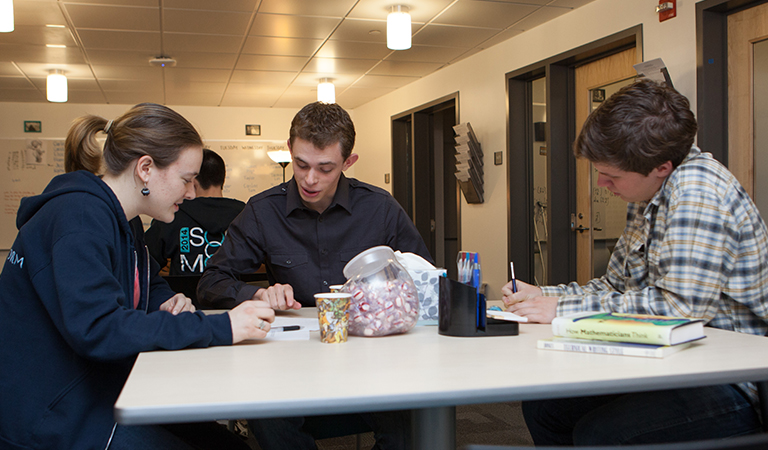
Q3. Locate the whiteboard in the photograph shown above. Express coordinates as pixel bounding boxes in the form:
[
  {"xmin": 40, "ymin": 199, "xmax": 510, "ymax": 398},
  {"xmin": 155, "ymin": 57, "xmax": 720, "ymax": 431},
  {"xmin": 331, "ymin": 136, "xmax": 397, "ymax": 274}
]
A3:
[{"xmin": 1, "ymin": 138, "xmax": 292, "ymax": 249}]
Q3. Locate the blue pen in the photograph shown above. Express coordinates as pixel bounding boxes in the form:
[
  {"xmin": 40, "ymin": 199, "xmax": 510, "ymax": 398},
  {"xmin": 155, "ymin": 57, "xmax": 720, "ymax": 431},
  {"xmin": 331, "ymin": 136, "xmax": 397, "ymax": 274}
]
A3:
[{"xmin": 510, "ymin": 262, "xmax": 518, "ymax": 293}]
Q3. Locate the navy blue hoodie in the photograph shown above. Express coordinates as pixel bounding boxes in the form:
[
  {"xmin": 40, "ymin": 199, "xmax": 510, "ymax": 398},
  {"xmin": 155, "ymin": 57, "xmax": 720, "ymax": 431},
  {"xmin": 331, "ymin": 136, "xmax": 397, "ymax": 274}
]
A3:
[{"xmin": 0, "ymin": 171, "xmax": 233, "ymax": 450}]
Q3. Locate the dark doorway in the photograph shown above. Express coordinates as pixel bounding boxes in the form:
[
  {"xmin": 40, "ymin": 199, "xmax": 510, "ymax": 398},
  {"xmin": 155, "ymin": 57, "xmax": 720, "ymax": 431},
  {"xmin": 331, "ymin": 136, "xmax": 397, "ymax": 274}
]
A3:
[{"xmin": 391, "ymin": 93, "xmax": 460, "ymax": 279}]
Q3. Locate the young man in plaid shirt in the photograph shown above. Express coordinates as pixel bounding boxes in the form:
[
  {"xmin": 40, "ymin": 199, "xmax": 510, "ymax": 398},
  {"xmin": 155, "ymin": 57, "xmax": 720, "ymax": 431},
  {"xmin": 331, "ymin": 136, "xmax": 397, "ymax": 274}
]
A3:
[{"xmin": 503, "ymin": 79, "xmax": 767, "ymax": 445}]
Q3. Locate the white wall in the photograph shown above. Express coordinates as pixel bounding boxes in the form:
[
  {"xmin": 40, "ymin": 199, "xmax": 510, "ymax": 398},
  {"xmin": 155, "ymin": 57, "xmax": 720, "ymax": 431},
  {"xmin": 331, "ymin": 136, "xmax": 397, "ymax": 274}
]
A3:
[{"xmin": 351, "ymin": 0, "xmax": 700, "ymax": 299}]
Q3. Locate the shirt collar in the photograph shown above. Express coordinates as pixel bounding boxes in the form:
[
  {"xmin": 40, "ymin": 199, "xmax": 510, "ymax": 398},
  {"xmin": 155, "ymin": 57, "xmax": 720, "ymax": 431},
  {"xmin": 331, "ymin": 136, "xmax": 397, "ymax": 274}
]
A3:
[
  {"xmin": 643, "ymin": 146, "xmax": 700, "ymax": 217},
  {"xmin": 284, "ymin": 173, "xmax": 352, "ymax": 216}
]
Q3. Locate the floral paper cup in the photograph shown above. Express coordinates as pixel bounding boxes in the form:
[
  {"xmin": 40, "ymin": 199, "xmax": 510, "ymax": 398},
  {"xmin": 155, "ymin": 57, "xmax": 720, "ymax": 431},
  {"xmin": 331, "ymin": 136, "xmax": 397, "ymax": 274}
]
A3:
[{"xmin": 314, "ymin": 293, "xmax": 352, "ymax": 343}]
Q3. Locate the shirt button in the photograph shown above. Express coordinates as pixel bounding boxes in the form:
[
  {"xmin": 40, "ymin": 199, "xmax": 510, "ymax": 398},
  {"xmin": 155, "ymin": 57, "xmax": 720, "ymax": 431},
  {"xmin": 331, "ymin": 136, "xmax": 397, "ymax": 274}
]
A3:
[
  {"xmin": 323, "ymin": 281, "xmax": 328, "ymax": 286},
  {"xmin": 321, "ymin": 249, "xmax": 328, "ymax": 255},
  {"xmin": 286, "ymin": 260, "xmax": 291, "ymax": 265},
  {"xmin": 318, "ymin": 217, "xmax": 324, "ymax": 223}
]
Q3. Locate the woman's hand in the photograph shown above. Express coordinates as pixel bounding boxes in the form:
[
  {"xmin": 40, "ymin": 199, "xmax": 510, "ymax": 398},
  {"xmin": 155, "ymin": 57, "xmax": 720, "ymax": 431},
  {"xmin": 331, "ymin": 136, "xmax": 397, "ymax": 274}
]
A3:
[
  {"xmin": 228, "ymin": 300, "xmax": 276, "ymax": 343},
  {"xmin": 159, "ymin": 293, "xmax": 196, "ymax": 315}
]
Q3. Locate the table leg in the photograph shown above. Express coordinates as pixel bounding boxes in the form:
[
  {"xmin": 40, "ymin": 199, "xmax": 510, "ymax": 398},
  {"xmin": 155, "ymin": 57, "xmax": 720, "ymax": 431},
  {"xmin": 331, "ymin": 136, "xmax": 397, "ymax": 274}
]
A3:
[{"xmin": 412, "ymin": 406, "xmax": 456, "ymax": 450}]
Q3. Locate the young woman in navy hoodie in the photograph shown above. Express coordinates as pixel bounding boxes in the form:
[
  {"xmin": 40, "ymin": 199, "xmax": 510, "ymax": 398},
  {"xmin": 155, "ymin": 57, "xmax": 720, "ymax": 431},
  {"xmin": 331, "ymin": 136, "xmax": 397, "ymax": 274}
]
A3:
[{"xmin": 0, "ymin": 103, "xmax": 275, "ymax": 450}]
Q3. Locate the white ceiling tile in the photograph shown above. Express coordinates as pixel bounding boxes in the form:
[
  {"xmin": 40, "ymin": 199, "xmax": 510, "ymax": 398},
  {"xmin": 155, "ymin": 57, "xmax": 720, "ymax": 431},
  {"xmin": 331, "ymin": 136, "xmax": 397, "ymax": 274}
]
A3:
[
  {"xmin": 15, "ymin": 62, "xmax": 94, "ymax": 78},
  {"xmin": 230, "ymin": 70, "xmax": 297, "ymax": 85},
  {"xmin": 85, "ymin": 50, "xmax": 159, "ymax": 66},
  {"xmin": 78, "ymin": 30, "xmax": 160, "ymax": 51},
  {"xmin": 163, "ymin": 9, "xmax": 252, "ymax": 35},
  {"xmin": 242, "ymin": 37, "xmax": 323, "ymax": 57},
  {"xmin": 99, "ymin": 78, "xmax": 163, "ymax": 91},
  {"xmin": 432, "ymin": 1, "xmax": 538, "ymax": 29},
  {"xmin": 413, "ymin": 24, "xmax": 498, "ymax": 48},
  {"xmin": 292, "ymin": 73, "xmax": 359, "ymax": 88},
  {"xmin": 549, "ymin": 0, "xmax": 596, "ymax": 8},
  {"xmin": 27, "ymin": 77, "xmax": 102, "ymax": 91},
  {"xmin": 302, "ymin": 58, "xmax": 379, "ymax": 75},
  {"xmin": 91, "ymin": 65, "xmax": 163, "ymax": 80},
  {"xmin": 250, "ymin": 14, "xmax": 341, "ymax": 39},
  {"xmin": 0, "ymin": 44, "xmax": 87, "ymax": 65},
  {"xmin": 351, "ymin": 74, "xmax": 419, "ymax": 89},
  {"xmin": 163, "ymin": 0, "xmax": 259, "ymax": 12},
  {"xmin": 62, "ymin": 0, "xmax": 158, "ymax": 7},
  {"xmin": 259, "ymin": 0, "xmax": 359, "ymax": 17},
  {"xmin": 513, "ymin": 6, "xmax": 571, "ymax": 32},
  {"xmin": 315, "ymin": 41, "xmax": 392, "ymax": 60},
  {"xmin": 348, "ymin": 0, "xmax": 457, "ymax": 22},
  {"xmin": 165, "ymin": 82, "xmax": 227, "ymax": 94},
  {"xmin": 0, "ymin": 63, "xmax": 23, "ymax": 77},
  {"xmin": 272, "ymin": 86, "xmax": 319, "ymax": 108},
  {"xmin": 236, "ymin": 54, "xmax": 308, "ymax": 71},
  {"xmin": 163, "ymin": 33, "xmax": 243, "ymax": 54},
  {"xmin": 329, "ymin": 19, "xmax": 388, "ymax": 43},
  {"xmin": 368, "ymin": 60, "xmax": 444, "ymax": 77},
  {"xmin": 64, "ymin": 4, "xmax": 160, "ymax": 31},
  {"xmin": 385, "ymin": 45, "xmax": 468, "ymax": 63},
  {"xmin": 164, "ymin": 68, "xmax": 232, "ymax": 83},
  {"xmin": 171, "ymin": 52, "xmax": 239, "ymax": 70},
  {"xmin": 0, "ymin": 25, "xmax": 77, "ymax": 46},
  {"xmin": 14, "ymin": 1, "xmax": 69, "ymax": 27}
]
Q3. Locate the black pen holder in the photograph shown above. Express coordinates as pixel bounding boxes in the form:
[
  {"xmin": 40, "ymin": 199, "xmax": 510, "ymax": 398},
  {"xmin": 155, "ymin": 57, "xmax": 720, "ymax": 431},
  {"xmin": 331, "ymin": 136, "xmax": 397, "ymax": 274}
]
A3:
[{"xmin": 438, "ymin": 278, "xmax": 519, "ymax": 337}]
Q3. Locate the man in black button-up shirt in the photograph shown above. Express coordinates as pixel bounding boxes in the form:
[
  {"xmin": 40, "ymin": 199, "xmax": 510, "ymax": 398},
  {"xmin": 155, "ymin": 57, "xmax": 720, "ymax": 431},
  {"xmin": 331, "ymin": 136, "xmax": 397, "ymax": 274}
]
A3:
[
  {"xmin": 198, "ymin": 103, "xmax": 432, "ymax": 310},
  {"xmin": 197, "ymin": 101, "xmax": 431, "ymax": 450}
]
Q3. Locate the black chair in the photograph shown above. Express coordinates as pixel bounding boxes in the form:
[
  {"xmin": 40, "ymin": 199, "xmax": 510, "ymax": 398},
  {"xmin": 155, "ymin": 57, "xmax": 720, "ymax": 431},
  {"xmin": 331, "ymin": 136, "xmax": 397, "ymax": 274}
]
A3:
[{"xmin": 463, "ymin": 432, "xmax": 768, "ymax": 450}]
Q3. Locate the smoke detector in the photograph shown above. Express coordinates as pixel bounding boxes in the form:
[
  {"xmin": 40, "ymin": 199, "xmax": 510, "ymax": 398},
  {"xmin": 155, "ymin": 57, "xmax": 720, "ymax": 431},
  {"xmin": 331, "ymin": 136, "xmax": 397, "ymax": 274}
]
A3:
[{"xmin": 149, "ymin": 56, "xmax": 176, "ymax": 67}]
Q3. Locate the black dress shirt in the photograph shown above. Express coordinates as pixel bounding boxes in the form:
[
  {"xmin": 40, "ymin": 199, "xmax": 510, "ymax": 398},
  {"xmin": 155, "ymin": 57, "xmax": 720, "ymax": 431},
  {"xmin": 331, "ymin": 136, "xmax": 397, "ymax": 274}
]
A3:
[{"xmin": 197, "ymin": 174, "xmax": 433, "ymax": 307}]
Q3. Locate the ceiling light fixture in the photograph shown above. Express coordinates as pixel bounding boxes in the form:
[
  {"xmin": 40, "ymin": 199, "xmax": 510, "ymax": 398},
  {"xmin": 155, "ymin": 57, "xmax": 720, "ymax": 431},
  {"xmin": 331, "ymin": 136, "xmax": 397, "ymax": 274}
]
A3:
[
  {"xmin": 317, "ymin": 78, "xmax": 336, "ymax": 104},
  {"xmin": 387, "ymin": 5, "xmax": 411, "ymax": 50},
  {"xmin": 0, "ymin": 0, "xmax": 14, "ymax": 33},
  {"xmin": 47, "ymin": 69, "xmax": 68, "ymax": 103}
]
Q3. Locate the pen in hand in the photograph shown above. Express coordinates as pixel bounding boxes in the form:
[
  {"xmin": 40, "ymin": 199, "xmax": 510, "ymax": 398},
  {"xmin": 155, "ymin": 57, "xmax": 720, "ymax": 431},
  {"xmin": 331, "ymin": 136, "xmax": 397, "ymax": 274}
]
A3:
[
  {"xmin": 510, "ymin": 262, "xmax": 518, "ymax": 293},
  {"xmin": 272, "ymin": 325, "xmax": 301, "ymax": 332}
]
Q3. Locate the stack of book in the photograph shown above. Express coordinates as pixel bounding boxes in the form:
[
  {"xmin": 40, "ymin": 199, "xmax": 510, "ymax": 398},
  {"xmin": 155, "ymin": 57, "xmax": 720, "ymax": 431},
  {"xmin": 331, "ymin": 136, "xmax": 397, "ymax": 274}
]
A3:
[
  {"xmin": 538, "ymin": 311, "xmax": 706, "ymax": 358},
  {"xmin": 453, "ymin": 122, "xmax": 484, "ymax": 204}
]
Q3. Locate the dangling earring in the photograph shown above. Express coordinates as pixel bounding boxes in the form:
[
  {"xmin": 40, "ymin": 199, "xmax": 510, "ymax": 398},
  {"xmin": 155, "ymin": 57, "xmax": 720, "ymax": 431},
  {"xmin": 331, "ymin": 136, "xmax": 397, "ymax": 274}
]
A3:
[{"xmin": 141, "ymin": 183, "xmax": 150, "ymax": 196}]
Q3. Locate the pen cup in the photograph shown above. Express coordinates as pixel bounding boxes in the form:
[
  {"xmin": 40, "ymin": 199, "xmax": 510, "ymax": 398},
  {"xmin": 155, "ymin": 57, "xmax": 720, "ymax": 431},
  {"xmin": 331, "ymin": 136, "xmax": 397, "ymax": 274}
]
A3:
[{"xmin": 314, "ymin": 293, "xmax": 352, "ymax": 343}]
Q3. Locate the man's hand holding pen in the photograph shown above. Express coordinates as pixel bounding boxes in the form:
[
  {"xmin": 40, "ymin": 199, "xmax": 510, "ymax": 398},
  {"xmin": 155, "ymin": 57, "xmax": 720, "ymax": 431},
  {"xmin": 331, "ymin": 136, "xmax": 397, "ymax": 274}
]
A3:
[{"xmin": 501, "ymin": 279, "xmax": 558, "ymax": 324}]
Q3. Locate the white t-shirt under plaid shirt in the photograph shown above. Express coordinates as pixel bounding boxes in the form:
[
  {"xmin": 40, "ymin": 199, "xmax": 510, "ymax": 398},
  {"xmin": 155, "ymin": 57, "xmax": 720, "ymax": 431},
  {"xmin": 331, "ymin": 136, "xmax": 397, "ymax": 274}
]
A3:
[{"xmin": 542, "ymin": 147, "xmax": 768, "ymax": 402}]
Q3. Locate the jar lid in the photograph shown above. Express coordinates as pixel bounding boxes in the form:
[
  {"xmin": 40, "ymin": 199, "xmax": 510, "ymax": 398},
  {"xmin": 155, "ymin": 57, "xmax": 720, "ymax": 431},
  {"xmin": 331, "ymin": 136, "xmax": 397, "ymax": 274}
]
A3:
[{"xmin": 342, "ymin": 245, "xmax": 396, "ymax": 279}]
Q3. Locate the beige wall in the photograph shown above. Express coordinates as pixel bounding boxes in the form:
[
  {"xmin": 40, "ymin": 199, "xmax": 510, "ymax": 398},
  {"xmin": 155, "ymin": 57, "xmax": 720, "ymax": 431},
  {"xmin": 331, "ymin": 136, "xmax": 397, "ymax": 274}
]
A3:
[
  {"xmin": 1, "ymin": 0, "xmax": 702, "ymax": 299},
  {"xmin": 352, "ymin": 0, "xmax": 700, "ymax": 299}
]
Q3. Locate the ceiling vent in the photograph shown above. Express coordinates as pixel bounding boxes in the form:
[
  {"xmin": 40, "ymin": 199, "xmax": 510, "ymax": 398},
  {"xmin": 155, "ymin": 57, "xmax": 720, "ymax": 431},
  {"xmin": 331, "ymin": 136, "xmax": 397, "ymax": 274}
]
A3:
[{"xmin": 149, "ymin": 56, "xmax": 176, "ymax": 67}]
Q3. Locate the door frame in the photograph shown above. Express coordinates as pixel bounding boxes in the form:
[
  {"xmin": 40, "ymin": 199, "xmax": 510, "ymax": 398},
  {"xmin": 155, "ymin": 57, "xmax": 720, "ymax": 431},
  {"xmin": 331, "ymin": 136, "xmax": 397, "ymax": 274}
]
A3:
[
  {"xmin": 391, "ymin": 93, "xmax": 461, "ymax": 278},
  {"xmin": 696, "ymin": 0, "xmax": 768, "ymax": 166},
  {"xmin": 505, "ymin": 26, "xmax": 643, "ymax": 286}
]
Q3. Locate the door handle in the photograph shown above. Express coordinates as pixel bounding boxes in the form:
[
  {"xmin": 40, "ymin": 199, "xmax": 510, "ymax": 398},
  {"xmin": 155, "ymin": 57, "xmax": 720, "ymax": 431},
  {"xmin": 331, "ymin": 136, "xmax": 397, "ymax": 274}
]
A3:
[{"xmin": 574, "ymin": 225, "xmax": 590, "ymax": 233}]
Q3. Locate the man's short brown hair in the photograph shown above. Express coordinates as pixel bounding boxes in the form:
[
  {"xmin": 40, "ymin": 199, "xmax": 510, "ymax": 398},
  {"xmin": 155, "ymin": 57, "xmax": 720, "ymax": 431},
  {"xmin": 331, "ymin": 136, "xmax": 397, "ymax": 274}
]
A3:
[
  {"xmin": 289, "ymin": 102, "xmax": 356, "ymax": 160},
  {"xmin": 574, "ymin": 79, "xmax": 697, "ymax": 175}
]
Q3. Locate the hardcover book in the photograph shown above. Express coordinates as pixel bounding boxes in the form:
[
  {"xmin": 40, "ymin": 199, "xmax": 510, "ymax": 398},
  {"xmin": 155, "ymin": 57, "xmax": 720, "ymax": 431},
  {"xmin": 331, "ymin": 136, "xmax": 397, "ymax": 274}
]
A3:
[
  {"xmin": 551, "ymin": 312, "xmax": 705, "ymax": 346},
  {"xmin": 537, "ymin": 337, "xmax": 692, "ymax": 358}
]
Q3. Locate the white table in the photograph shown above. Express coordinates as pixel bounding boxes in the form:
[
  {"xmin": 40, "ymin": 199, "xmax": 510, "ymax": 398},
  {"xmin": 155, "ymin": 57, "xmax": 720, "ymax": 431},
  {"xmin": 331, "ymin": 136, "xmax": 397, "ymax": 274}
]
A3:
[{"xmin": 115, "ymin": 309, "xmax": 768, "ymax": 449}]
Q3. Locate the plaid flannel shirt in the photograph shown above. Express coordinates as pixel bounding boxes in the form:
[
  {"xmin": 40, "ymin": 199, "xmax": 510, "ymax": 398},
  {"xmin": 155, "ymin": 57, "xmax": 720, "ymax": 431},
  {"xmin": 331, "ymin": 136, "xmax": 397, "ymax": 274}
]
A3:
[{"xmin": 541, "ymin": 147, "xmax": 768, "ymax": 405}]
